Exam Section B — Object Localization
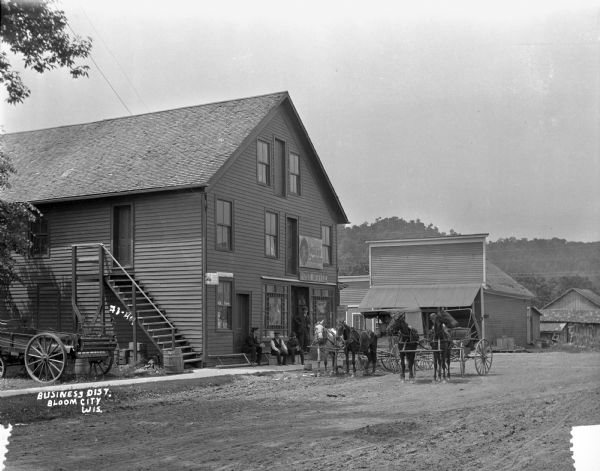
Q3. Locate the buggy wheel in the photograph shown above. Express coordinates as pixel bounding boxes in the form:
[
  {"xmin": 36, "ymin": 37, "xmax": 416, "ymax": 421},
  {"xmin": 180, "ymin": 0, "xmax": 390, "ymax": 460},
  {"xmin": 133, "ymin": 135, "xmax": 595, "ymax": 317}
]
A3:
[
  {"xmin": 89, "ymin": 352, "xmax": 114, "ymax": 377},
  {"xmin": 474, "ymin": 339, "xmax": 493, "ymax": 375},
  {"xmin": 0, "ymin": 356, "xmax": 6, "ymax": 378},
  {"xmin": 25, "ymin": 333, "xmax": 67, "ymax": 383},
  {"xmin": 380, "ymin": 355, "xmax": 400, "ymax": 373},
  {"xmin": 416, "ymin": 351, "xmax": 433, "ymax": 370}
]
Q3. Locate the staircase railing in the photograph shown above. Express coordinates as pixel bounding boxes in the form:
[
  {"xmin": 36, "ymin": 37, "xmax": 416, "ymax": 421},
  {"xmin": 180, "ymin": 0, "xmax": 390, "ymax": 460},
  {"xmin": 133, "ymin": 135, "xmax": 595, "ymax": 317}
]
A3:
[{"xmin": 99, "ymin": 244, "xmax": 176, "ymax": 349}]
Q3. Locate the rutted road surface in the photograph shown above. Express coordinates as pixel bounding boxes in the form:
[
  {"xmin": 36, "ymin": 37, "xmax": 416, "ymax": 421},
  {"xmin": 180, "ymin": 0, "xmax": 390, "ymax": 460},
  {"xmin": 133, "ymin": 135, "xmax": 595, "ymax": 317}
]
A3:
[{"xmin": 2, "ymin": 352, "xmax": 599, "ymax": 470}]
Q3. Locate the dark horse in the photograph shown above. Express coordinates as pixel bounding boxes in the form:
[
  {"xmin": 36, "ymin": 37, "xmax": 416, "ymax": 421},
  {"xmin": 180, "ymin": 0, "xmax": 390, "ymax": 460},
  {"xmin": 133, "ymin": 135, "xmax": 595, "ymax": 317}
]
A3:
[
  {"xmin": 387, "ymin": 311, "xmax": 420, "ymax": 383},
  {"xmin": 337, "ymin": 320, "xmax": 378, "ymax": 376},
  {"xmin": 429, "ymin": 310, "xmax": 458, "ymax": 382}
]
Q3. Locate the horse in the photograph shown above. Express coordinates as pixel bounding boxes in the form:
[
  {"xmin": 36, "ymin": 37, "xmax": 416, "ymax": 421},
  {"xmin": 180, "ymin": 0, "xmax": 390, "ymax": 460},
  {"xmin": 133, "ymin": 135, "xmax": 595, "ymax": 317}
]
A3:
[
  {"xmin": 337, "ymin": 320, "xmax": 378, "ymax": 376},
  {"xmin": 429, "ymin": 310, "xmax": 458, "ymax": 382},
  {"xmin": 387, "ymin": 311, "xmax": 420, "ymax": 383},
  {"xmin": 313, "ymin": 321, "xmax": 342, "ymax": 376}
]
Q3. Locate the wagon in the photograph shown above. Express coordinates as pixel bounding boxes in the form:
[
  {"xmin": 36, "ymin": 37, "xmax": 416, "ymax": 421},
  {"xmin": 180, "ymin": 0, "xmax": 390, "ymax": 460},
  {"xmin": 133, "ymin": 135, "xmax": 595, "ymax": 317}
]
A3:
[
  {"xmin": 373, "ymin": 308, "xmax": 493, "ymax": 377},
  {"xmin": 0, "ymin": 319, "xmax": 117, "ymax": 383}
]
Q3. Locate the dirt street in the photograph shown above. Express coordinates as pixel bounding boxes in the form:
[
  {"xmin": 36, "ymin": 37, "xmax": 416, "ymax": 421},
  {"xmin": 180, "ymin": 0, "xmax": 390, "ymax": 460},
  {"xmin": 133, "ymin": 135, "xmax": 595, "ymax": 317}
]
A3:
[{"xmin": 2, "ymin": 351, "xmax": 600, "ymax": 471}]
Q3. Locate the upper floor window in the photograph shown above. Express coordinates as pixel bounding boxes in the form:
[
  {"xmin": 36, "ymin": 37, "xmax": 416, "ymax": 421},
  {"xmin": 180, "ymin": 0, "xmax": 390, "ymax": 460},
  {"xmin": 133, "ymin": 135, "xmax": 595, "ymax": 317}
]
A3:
[
  {"xmin": 288, "ymin": 152, "xmax": 300, "ymax": 195},
  {"xmin": 216, "ymin": 280, "xmax": 232, "ymax": 330},
  {"xmin": 257, "ymin": 140, "xmax": 271, "ymax": 186},
  {"xmin": 321, "ymin": 225, "xmax": 331, "ymax": 265},
  {"xmin": 216, "ymin": 199, "xmax": 232, "ymax": 251},
  {"xmin": 30, "ymin": 217, "xmax": 49, "ymax": 258},
  {"xmin": 265, "ymin": 211, "xmax": 278, "ymax": 258}
]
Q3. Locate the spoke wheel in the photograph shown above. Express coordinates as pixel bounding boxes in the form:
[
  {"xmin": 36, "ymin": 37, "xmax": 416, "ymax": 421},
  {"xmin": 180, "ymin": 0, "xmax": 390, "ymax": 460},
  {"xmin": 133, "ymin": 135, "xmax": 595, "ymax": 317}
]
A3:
[
  {"xmin": 89, "ymin": 352, "xmax": 114, "ymax": 377},
  {"xmin": 0, "ymin": 356, "xmax": 6, "ymax": 378},
  {"xmin": 25, "ymin": 333, "xmax": 67, "ymax": 383},
  {"xmin": 380, "ymin": 355, "xmax": 400, "ymax": 373},
  {"xmin": 416, "ymin": 351, "xmax": 433, "ymax": 371},
  {"xmin": 474, "ymin": 339, "xmax": 493, "ymax": 375}
]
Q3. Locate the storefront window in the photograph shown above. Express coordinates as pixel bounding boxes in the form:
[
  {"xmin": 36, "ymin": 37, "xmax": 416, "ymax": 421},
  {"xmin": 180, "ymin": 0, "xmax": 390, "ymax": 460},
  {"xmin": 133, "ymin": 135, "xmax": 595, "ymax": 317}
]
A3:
[
  {"xmin": 217, "ymin": 280, "xmax": 232, "ymax": 330},
  {"xmin": 264, "ymin": 284, "xmax": 288, "ymax": 332}
]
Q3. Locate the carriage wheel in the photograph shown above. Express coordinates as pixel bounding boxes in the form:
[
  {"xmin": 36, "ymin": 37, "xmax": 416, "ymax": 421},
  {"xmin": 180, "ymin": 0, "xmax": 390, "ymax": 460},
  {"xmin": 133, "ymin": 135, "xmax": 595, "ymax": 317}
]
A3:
[
  {"xmin": 380, "ymin": 355, "xmax": 400, "ymax": 373},
  {"xmin": 89, "ymin": 352, "xmax": 114, "ymax": 377},
  {"xmin": 416, "ymin": 351, "xmax": 433, "ymax": 371},
  {"xmin": 25, "ymin": 333, "xmax": 67, "ymax": 383},
  {"xmin": 474, "ymin": 339, "xmax": 493, "ymax": 375},
  {"xmin": 0, "ymin": 356, "xmax": 6, "ymax": 378}
]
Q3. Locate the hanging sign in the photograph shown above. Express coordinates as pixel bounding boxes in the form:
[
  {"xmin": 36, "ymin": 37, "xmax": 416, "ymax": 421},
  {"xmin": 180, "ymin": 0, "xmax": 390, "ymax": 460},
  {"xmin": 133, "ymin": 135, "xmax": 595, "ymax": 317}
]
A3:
[{"xmin": 205, "ymin": 273, "xmax": 219, "ymax": 285}]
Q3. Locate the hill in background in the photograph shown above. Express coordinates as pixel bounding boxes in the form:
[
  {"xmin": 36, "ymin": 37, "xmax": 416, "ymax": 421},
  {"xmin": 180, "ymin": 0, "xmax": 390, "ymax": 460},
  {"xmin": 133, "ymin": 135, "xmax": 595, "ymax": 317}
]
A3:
[{"xmin": 338, "ymin": 217, "xmax": 600, "ymax": 307}]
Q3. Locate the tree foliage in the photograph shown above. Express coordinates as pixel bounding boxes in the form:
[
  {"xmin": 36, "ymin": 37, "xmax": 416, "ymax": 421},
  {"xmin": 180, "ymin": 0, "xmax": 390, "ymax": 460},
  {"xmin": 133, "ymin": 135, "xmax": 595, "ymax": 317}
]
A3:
[
  {"xmin": 0, "ymin": 0, "xmax": 92, "ymax": 104},
  {"xmin": 0, "ymin": 140, "xmax": 39, "ymax": 296},
  {"xmin": 338, "ymin": 216, "xmax": 456, "ymax": 275}
]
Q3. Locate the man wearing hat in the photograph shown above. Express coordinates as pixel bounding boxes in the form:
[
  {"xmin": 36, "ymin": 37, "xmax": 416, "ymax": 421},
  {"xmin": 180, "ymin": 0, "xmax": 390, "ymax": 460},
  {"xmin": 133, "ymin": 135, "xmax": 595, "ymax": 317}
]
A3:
[{"xmin": 242, "ymin": 327, "xmax": 262, "ymax": 365}]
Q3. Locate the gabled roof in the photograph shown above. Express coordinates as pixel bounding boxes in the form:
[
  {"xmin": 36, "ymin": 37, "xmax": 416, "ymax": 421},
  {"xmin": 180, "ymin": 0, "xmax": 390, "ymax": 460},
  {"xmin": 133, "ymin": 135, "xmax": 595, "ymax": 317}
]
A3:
[
  {"xmin": 0, "ymin": 92, "xmax": 348, "ymax": 222},
  {"xmin": 540, "ymin": 309, "xmax": 600, "ymax": 324},
  {"xmin": 543, "ymin": 288, "xmax": 600, "ymax": 310},
  {"xmin": 485, "ymin": 262, "xmax": 534, "ymax": 299}
]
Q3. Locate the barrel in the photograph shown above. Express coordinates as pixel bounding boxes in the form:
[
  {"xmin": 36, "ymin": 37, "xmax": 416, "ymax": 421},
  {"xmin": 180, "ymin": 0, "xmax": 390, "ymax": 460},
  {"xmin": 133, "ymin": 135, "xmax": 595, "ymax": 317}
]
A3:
[
  {"xmin": 74, "ymin": 358, "xmax": 90, "ymax": 377},
  {"xmin": 163, "ymin": 348, "xmax": 184, "ymax": 374}
]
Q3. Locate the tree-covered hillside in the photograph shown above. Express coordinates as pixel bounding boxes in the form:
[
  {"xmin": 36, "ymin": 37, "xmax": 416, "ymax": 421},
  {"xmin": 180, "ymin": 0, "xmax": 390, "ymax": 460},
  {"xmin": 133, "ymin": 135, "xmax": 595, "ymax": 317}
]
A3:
[{"xmin": 338, "ymin": 217, "xmax": 600, "ymax": 307}]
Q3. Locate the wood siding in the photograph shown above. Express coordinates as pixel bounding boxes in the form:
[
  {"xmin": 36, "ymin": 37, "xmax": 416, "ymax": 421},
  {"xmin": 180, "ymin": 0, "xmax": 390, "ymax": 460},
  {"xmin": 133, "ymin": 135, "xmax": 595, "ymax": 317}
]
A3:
[
  {"xmin": 370, "ymin": 242, "xmax": 484, "ymax": 286},
  {"xmin": 546, "ymin": 291, "xmax": 599, "ymax": 311},
  {"xmin": 205, "ymin": 106, "xmax": 341, "ymax": 356},
  {"xmin": 6, "ymin": 191, "xmax": 204, "ymax": 353},
  {"xmin": 480, "ymin": 292, "xmax": 529, "ymax": 347}
]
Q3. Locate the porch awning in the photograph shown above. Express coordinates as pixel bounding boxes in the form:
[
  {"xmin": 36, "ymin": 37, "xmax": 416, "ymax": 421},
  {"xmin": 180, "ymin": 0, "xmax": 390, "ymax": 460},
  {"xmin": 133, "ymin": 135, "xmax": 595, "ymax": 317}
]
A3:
[{"xmin": 358, "ymin": 284, "xmax": 481, "ymax": 312}]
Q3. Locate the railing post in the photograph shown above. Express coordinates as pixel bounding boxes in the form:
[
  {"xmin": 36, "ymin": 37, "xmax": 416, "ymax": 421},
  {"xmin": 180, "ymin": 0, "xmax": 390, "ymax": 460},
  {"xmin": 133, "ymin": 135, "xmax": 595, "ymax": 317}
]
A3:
[
  {"xmin": 132, "ymin": 280, "xmax": 137, "ymax": 364},
  {"xmin": 98, "ymin": 245, "xmax": 105, "ymax": 335}
]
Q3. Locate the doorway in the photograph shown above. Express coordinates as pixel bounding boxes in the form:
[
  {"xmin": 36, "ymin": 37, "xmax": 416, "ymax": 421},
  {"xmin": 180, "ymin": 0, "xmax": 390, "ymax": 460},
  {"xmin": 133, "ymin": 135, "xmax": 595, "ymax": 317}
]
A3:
[
  {"xmin": 113, "ymin": 204, "xmax": 133, "ymax": 267},
  {"xmin": 234, "ymin": 293, "xmax": 250, "ymax": 352}
]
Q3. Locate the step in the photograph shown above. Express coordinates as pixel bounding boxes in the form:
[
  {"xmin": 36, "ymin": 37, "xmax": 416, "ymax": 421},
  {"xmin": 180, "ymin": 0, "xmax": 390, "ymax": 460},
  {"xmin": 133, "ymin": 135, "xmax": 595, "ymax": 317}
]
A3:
[{"xmin": 153, "ymin": 333, "xmax": 183, "ymax": 339}]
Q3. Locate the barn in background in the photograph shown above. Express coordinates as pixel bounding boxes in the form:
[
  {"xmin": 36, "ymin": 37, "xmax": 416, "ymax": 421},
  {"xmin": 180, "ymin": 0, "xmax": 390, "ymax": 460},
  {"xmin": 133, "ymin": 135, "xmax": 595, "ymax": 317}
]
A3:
[
  {"xmin": 540, "ymin": 289, "xmax": 600, "ymax": 347},
  {"xmin": 353, "ymin": 234, "xmax": 535, "ymax": 348}
]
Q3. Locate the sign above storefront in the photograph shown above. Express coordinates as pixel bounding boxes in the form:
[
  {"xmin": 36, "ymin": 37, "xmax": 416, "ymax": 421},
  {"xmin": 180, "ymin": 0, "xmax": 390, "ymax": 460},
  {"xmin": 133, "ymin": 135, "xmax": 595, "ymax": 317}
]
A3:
[
  {"xmin": 299, "ymin": 270, "xmax": 328, "ymax": 283},
  {"xmin": 299, "ymin": 235, "xmax": 323, "ymax": 269}
]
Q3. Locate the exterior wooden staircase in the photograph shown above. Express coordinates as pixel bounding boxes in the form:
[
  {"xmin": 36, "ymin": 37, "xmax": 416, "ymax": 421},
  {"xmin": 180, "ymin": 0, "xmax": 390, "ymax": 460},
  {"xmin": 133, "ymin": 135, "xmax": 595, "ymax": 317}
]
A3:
[{"xmin": 71, "ymin": 243, "xmax": 202, "ymax": 368}]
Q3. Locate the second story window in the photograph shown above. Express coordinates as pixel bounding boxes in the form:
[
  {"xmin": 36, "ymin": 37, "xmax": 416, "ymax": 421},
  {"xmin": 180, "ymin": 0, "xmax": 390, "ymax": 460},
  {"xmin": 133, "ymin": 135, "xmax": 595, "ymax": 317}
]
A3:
[
  {"xmin": 321, "ymin": 225, "xmax": 331, "ymax": 265},
  {"xmin": 265, "ymin": 211, "xmax": 278, "ymax": 258},
  {"xmin": 288, "ymin": 152, "xmax": 300, "ymax": 195},
  {"xmin": 216, "ymin": 199, "xmax": 232, "ymax": 251},
  {"xmin": 30, "ymin": 216, "xmax": 49, "ymax": 258},
  {"xmin": 257, "ymin": 140, "xmax": 271, "ymax": 186}
]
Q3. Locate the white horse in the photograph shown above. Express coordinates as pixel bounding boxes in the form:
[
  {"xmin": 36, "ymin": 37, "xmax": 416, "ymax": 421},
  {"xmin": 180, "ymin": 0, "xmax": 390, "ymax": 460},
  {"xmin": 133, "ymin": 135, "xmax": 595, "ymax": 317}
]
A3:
[{"xmin": 313, "ymin": 321, "xmax": 343, "ymax": 376}]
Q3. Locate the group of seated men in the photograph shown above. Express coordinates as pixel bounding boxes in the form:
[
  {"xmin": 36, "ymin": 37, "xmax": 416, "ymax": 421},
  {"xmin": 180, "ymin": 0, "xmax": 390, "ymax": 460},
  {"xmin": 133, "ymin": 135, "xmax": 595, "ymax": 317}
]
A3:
[{"xmin": 242, "ymin": 328, "xmax": 304, "ymax": 366}]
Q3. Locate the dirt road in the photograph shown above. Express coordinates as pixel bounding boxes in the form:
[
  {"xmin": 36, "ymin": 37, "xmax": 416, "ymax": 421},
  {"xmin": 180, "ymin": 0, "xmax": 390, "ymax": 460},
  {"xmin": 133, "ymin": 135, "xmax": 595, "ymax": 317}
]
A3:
[{"xmin": 2, "ymin": 351, "xmax": 599, "ymax": 470}]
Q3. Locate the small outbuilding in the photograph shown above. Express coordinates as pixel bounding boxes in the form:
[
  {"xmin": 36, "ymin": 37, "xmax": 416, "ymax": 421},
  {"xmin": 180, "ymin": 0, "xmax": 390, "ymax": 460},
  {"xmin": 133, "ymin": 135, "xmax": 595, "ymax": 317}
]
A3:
[{"xmin": 540, "ymin": 289, "xmax": 600, "ymax": 347}]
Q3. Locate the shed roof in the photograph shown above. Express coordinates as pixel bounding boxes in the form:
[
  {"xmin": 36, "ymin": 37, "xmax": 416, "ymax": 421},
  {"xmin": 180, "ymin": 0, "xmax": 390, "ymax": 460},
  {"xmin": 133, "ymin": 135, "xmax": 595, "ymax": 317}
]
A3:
[
  {"xmin": 540, "ymin": 322, "xmax": 567, "ymax": 333},
  {"xmin": 542, "ymin": 288, "xmax": 600, "ymax": 309},
  {"xmin": 0, "ymin": 92, "xmax": 348, "ymax": 223},
  {"xmin": 540, "ymin": 309, "xmax": 600, "ymax": 324},
  {"xmin": 485, "ymin": 262, "xmax": 534, "ymax": 299}
]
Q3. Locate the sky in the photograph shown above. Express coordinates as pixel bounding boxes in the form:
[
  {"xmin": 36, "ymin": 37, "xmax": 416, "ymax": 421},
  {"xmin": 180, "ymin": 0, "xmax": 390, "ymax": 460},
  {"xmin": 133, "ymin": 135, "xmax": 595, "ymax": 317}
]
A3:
[{"xmin": 1, "ymin": 0, "xmax": 599, "ymax": 242}]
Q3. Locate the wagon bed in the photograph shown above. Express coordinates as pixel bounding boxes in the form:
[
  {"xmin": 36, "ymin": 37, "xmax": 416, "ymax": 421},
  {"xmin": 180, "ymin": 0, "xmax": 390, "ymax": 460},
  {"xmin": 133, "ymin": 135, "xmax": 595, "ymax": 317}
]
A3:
[{"xmin": 0, "ymin": 319, "xmax": 117, "ymax": 383}]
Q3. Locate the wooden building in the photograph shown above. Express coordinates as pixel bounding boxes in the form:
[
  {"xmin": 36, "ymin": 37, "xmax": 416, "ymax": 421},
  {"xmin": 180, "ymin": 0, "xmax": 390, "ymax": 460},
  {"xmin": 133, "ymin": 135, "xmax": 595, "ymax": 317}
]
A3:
[
  {"xmin": 0, "ymin": 92, "xmax": 348, "ymax": 367},
  {"xmin": 540, "ymin": 289, "xmax": 600, "ymax": 346},
  {"xmin": 355, "ymin": 234, "xmax": 535, "ymax": 347},
  {"xmin": 338, "ymin": 275, "xmax": 376, "ymax": 332}
]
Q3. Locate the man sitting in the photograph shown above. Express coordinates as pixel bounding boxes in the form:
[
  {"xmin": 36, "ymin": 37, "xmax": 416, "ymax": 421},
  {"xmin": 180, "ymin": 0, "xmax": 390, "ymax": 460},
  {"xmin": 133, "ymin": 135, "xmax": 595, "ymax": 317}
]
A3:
[
  {"xmin": 270, "ymin": 331, "xmax": 288, "ymax": 365},
  {"xmin": 286, "ymin": 332, "xmax": 304, "ymax": 365},
  {"xmin": 242, "ymin": 327, "xmax": 263, "ymax": 365}
]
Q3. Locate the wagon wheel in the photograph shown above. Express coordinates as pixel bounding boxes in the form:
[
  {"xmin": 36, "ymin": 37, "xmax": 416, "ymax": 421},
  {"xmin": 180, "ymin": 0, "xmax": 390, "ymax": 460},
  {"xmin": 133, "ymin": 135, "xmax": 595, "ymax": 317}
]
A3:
[
  {"xmin": 89, "ymin": 352, "xmax": 114, "ymax": 377},
  {"xmin": 474, "ymin": 339, "xmax": 493, "ymax": 375},
  {"xmin": 25, "ymin": 333, "xmax": 67, "ymax": 383},
  {"xmin": 415, "ymin": 350, "xmax": 433, "ymax": 371},
  {"xmin": 380, "ymin": 355, "xmax": 400, "ymax": 373},
  {"xmin": 0, "ymin": 356, "xmax": 6, "ymax": 378}
]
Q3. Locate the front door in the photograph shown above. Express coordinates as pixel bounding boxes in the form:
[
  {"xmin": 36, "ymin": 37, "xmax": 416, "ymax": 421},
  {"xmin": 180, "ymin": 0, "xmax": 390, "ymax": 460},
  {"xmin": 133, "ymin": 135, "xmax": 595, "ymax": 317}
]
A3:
[
  {"xmin": 234, "ymin": 293, "xmax": 250, "ymax": 352},
  {"xmin": 113, "ymin": 205, "xmax": 133, "ymax": 267}
]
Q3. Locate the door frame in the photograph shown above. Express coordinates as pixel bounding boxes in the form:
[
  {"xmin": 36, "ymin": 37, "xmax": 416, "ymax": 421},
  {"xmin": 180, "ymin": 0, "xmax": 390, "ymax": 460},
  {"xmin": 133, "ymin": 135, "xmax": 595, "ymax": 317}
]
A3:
[
  {"xmin": 111, "ymin": 203, "xmax": 134, "ymax": 268},
  {"xmin": 233, "ymin": 291, "xmax": 252, "ymax": 352}
]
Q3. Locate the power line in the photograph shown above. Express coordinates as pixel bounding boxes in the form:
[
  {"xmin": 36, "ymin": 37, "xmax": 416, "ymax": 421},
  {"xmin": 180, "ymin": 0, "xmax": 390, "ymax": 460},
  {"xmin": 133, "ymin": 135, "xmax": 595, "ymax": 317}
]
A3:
[
  {"xmin": 79, "ymin": 6, "xmax": 150, "ymax": 113},
  {"xmin": 67, "ymin": 24, "xmax": 132, "ymax": 116}
]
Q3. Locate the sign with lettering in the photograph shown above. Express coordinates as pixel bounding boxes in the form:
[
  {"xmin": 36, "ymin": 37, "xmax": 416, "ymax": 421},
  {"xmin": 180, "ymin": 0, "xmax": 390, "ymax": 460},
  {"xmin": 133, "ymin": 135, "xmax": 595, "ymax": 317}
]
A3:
[
  {"xmin": 205, "ymin": 273, "xmax": 219, "ymax": 285},
  {"xmin": 37, "ymin": 388, "xmax": 111, "ymax": 414},
  {"xmin": 299, "ymin": 270, "xmax": 328, "ymax": 283},
  {"xmin": 299, "ymin": 235, "xmax": 323, "ymax": 269}
]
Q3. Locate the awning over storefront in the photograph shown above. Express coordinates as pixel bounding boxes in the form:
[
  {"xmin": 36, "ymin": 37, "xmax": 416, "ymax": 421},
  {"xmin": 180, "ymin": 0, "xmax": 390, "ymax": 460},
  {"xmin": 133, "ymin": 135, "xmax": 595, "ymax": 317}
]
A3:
[{"xmin": 358, "ymin": 284, "xmax": 481, "ymax": 312}]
